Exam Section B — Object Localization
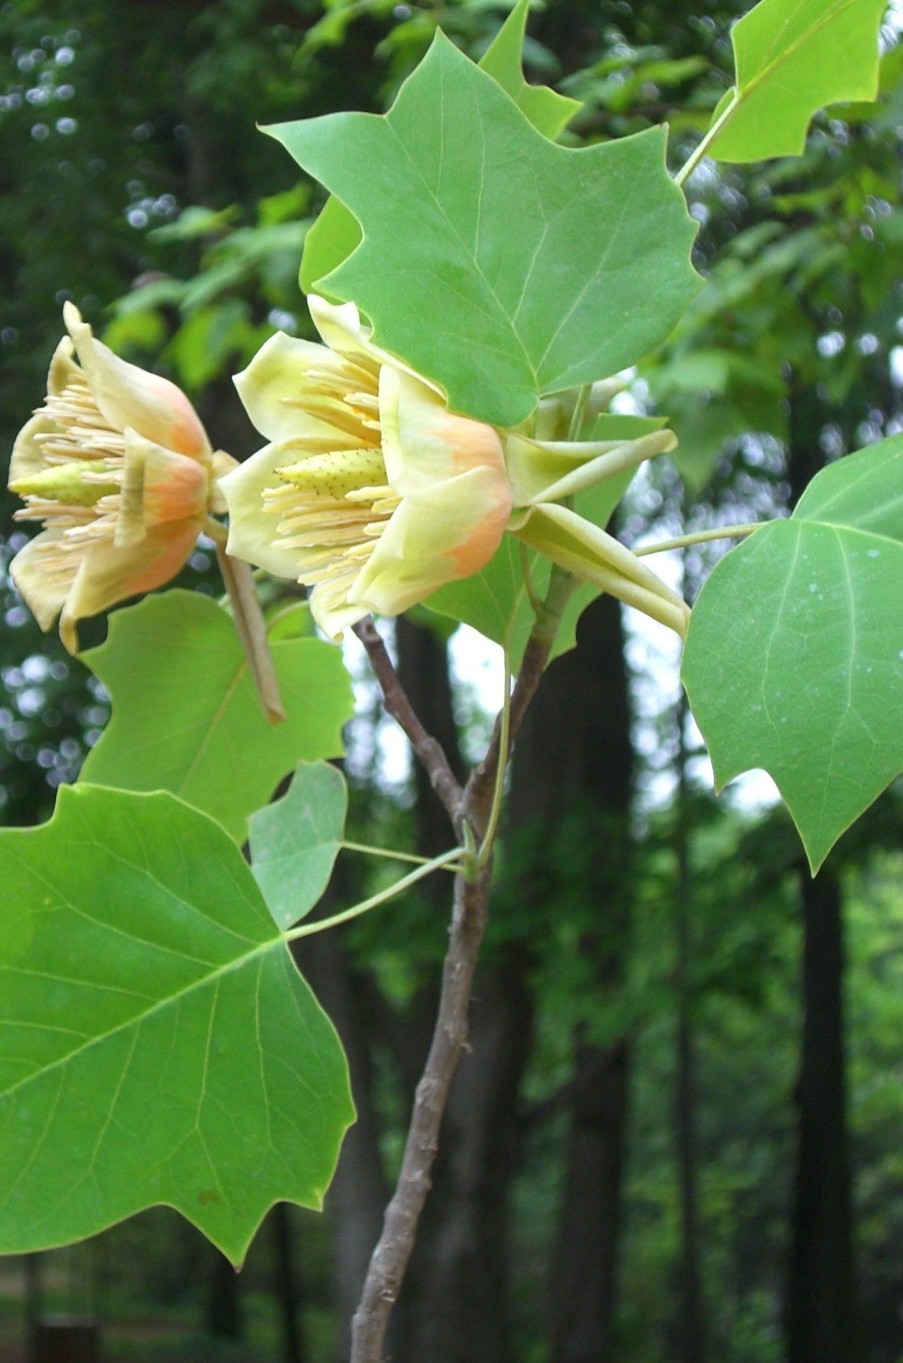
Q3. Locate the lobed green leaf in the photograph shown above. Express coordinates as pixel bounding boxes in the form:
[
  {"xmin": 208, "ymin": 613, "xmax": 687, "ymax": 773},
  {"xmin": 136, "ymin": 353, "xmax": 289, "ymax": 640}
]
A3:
[
  {"xmin": 249, "ymin": 762, "xmax": 348, "ymax": 930},
  {"xmin": 276, "ymin": 34, "xmax": 700, "ymax": 427},
  {"xmin": 79, "ymin": 591, "xmax": 353, "ymax": 842},
  {"xmin": 0, "ymin": 785, "xmax": 354, "ymax": 1266},
  {"xmin": 707, "ymin": 0, "xmax": 885, "ymax": 164}
]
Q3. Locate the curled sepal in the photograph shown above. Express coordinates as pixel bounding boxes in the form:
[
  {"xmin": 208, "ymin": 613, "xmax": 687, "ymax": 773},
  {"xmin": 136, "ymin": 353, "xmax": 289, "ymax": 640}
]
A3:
[
  {"xmin": 513, "ymin": 502, "xmax": 689, "ymax": 636},
  {"xmin": 506, "ymin": 428, "xmax": 677, "ymax": 508}
]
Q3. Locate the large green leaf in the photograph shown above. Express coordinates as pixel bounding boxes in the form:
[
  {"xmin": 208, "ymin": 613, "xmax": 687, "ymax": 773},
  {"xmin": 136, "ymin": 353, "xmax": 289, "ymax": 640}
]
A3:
[
  {"xmin": 273, "ymin": 34, "xmax": 699, "ymax": 427},
  {"xmin": 249, "ymin": 762, "xmax": 347, "ymax": 929},
  {"xmin": 299, "ymin": 0, "xmax": 580, "ymax": 304},
  {"xmin": 0, "ymin": 784, "xmax": 354, "ymax": 1265},
  {"xmin": 79, "ymin": 591, "xmax": 353, "ymax": 842},
  {"xmin": 707, "ymin": 0, "xmax": 885, "ymax": 164},
  {"xmin": 682, "ymin": 437, "xmax": 903, "ymax": 871}
]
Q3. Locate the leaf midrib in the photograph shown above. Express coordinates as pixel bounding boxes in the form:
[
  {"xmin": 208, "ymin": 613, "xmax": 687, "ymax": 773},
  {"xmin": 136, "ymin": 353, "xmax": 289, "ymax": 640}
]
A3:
[{"xmin": 0, "ymin": 934, "xmax": 281, "ymax": 1108}]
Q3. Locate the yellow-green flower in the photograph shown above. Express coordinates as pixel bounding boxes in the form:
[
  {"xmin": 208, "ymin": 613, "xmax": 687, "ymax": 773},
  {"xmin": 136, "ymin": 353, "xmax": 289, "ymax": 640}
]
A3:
[
  {"xmin": 221, "ymin": 297, "xmax": 688, "ymax": 639},
  {"xmin": 220, "ymin": 297, "xmax": 513, "ymax": 637},
  {"xmin": 8, "ymin": 303, "xmax": 231, "ymax": 652}
]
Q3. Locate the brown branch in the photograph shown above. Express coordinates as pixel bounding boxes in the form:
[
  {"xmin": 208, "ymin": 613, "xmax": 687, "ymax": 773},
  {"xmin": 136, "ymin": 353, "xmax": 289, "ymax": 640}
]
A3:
[
  {"xmin": 349, "ymin": 862, "xmax": 492, "ymax": 1363},
  {"xmin": 353, "ymin": 617, "xmax": 465, "ymax": 824},
  {"xmin": 470, "ymin": 565, "xmax": 575, "ymax": 817},
  {"xmin": 349, "ymin": 573, "xmax": 575, "ymax": 1362}
]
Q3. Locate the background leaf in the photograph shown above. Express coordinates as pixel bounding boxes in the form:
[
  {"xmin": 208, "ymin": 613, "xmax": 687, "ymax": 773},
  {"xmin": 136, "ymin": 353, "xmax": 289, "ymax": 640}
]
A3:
[
  {"xmin": 682, "ymin": 436, "xmax": 903, "ymax": 871},
  {"xmin": 707, "ymin": 0, "xmax": 885, "ymax": 164},
  {"xmin": 0, "ymin": 784, "xmax": 354, "ymax": 1266},
  {"xmin": 274, "ymin": 34, "xmax": 700, "ymax": 427},
  {"xmin": 79, "ymin": 591, "xmax": 353, "ymax": 841},
  {"xmin": 249, "ymin": 762, "xmax": 348, "ymax": 929}
]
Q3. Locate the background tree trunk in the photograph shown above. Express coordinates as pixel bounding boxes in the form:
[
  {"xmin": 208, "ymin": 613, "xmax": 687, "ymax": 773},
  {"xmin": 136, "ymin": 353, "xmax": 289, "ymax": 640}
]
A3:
[
  {"xmin": 673, "ymin": 691, "xmax": 707, "ymax": 1363},
  {"xmin": 783, "ymin": 389, "xmax": 861, "ymax": 1363},
  {"xmin": 500, "ymin": 591, "xmax": 635, "ymax": 1363},
  {"xmin": 786, "ymin": 867, "xmax": 860, "ymax": 1363}
]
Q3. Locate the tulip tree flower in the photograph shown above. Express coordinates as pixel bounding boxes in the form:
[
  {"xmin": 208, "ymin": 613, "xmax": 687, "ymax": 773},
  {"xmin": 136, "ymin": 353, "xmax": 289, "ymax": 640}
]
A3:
[
  {"xmin": 8, "ymin": 303, "xmax": 233, "ymax": 652},
  {"xmin": 221, "ymin": 296, "xmax": 688, "ymax": 640}
]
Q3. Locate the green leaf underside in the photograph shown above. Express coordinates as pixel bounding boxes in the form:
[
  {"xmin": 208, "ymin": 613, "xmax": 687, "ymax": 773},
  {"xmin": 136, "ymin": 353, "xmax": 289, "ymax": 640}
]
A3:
[
  {"xmin": 275, "ymin": 33, "xmax": 700, "ymax": 428},
  {"xmin": 299, "ymin": 0, "xmax": 580, "ymax": 305},
  {"xmin": 682, "ymin": 437, "xmax": 903, "ymax": 872},
  {"xmin": 79, "ymin": 591, "xmax": 353, "ymax": 842},
  {"xmin": 249, "ymin": 763, "xmax": 348, "ymax": 930},
  {"xmin": 0, "ymin": 785, "xmax": 354, "ymax": 1265},
  {"xmin": 708, "ymin": 0, "xmax": 885, "ymax": 164}
]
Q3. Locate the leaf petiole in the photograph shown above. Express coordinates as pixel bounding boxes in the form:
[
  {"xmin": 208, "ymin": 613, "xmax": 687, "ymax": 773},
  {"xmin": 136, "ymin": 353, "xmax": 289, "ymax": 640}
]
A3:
[
  {"xmin": 284, "ymin": 847, "xmax": 467, "ymax": 940},
  {"xmin": 634, "ymin": 522, "xmax": 761, "ymax": 557},
  {"xmin": 341, "ymin": 839, "xmax": 461, "ymax": 872},
  {"xmin": 673, "ymin": 91, "xmax": 738, "ymax": 188}
]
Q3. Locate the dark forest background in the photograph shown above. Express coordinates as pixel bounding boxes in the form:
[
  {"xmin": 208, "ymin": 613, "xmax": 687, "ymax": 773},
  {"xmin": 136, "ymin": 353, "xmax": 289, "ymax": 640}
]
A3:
[{"xmin": 2, "ymin": 1, "xmax": 903, "ymax": 1361}]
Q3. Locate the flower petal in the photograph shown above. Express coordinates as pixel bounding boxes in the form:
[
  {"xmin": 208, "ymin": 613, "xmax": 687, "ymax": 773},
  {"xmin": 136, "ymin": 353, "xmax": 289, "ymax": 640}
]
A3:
[
  {"xmin": 219, "ymin": 444, "xmax": 306, "ymax": 580},
  {"xmin": 63, "ymin": 302, "xmax": 210, "ymax": 460},
  {"xmin": 234, "ymin": 328, "xmax": 373, "ymax": 448},
  {"xmin": 9, "ymin": 409, "xmax": 65, "ymax": 484},
  {"xmin": 309, "ymin": 296, "xmax": 443, "ymax": 394},
  {"xmin": 58, "ymin": 520, "xmax": 203, "ymax": 653},
  {"xmin": 8, "ymin": 531, "xmax": 74, "ymax": 632},
  {"xmin": 379, "ymin": 365, "xmax": 510, "ymax": 496},
  {"xmin": 116, "ymin": 431, "xmax": 210, "ymax": 547},
  {"xmin": 348, "ymin": 466, "xmax": 511, "ymax": 617}
]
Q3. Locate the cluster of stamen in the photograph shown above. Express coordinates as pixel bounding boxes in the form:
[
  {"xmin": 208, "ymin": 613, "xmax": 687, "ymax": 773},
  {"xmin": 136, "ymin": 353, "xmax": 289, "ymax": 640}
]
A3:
[
  {"xmin": 13, "ymin": 371, "xmax": 125, "ymax": 568},
  {"xmin": 262, "ymin": 360, "xmax": 401, "ymax": 614}
]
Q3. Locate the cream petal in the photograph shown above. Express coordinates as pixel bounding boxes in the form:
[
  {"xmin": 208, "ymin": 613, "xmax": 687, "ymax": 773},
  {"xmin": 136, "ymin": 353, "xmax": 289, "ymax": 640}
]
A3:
[
  {"xmin": 309, "ymin": 295, "xmax": 443, "ymax": 395},
  {"xmin": 348, "ymin": 466, "xmax": 510, "ymax": 617},
  {"xmin": 234, "ymin": 329, "xmax": 361, "ymax": 446},
  {"xmin": 9, "ymin": 531, "xmax": 75, "ymax": 632},
  {"xmin": 219, "ymin": 444, "xmax": 306, "ymax": 580},
  {"xmin": 59, "ymin": 520, "xmax": 203, "ymax": 654},
  {"xmin": 63, "ymin": 302, "xmax": 210, "ymax": 460},
  {"xmin": 9, "ymin": 411, "xmax": 63, "ymax": 484},
  {"xmin": 46, "ymin": 334, "xmax": 81, "ymax": 398},
  {"xmin": 379, "ymin": 365, "xmax": 509, "ymax": 498},
  {"xmin": 307, "ymin": 587, "xmax": 370, "ymax": 641}
]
